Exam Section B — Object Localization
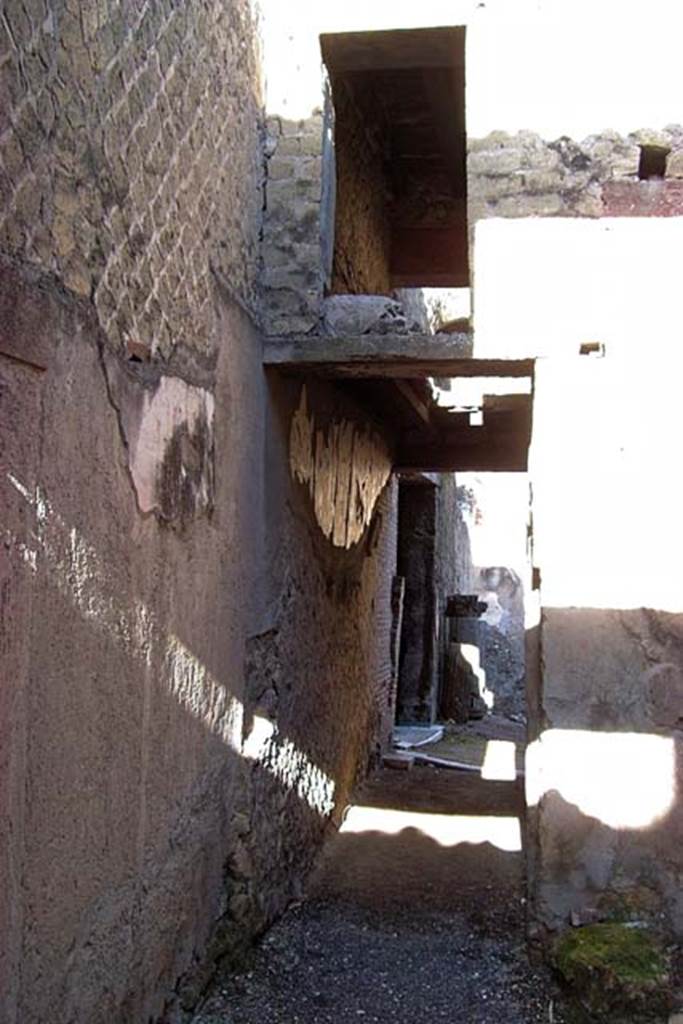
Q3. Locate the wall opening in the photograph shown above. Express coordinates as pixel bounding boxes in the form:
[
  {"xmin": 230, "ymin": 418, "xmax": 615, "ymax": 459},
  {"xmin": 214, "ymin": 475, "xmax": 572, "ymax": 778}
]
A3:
[
  {"xmin": 395, "ymin": 476, "xmax": 439, "ymax": 724},
  {"xmin": 638, "ymin": 144, "xmax": 670, "ymax": 180},
  {"xmin": 320, "ymin": 27, "xmax": 468, "ymax": 296}
]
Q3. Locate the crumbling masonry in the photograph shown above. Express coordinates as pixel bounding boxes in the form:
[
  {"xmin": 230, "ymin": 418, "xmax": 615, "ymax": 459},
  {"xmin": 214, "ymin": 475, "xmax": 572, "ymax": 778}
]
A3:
[{"xmin": 1, "ymin": 3, "xmax": 682, "ymax": 1022}]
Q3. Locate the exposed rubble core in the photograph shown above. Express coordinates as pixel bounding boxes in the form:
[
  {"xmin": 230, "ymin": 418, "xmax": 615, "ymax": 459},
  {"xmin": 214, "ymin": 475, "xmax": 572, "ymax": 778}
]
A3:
[{"xmin": 468, "ymin": 127, "xmax": 683, "ymax": 223}]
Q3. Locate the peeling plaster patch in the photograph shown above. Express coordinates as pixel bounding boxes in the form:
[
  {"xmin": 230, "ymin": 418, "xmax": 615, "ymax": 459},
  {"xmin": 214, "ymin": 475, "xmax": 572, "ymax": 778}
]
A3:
[
  {"xmin": 124, "ymin": 376, "xmax": 215, "ymax": 521},
  {"xmin": 290, "ymin": 385, "xmax": 391, "ymax": 547}
]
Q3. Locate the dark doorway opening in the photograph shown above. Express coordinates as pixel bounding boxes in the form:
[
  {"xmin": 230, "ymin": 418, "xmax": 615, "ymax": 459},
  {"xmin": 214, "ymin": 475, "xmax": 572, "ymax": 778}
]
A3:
[{"xmin": 395, "ymin": 475, "xmax": 439, "ymax": 724}]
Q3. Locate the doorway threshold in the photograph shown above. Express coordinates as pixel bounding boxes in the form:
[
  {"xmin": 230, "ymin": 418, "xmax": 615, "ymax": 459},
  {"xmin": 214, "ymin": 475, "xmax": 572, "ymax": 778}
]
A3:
[{"xmin": 393, "ymin": 724, "xmax": 444, "ymax": 749}]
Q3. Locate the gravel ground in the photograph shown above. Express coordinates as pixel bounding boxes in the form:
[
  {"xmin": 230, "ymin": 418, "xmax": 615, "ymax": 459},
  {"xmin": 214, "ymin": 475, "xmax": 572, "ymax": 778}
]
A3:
[{"xmin": 194, "ymin": 766, "xmax": 573, "ymax": 1024}]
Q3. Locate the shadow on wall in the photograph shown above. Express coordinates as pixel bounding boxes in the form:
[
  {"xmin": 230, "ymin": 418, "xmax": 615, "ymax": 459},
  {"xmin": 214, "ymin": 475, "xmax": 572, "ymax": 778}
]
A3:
[
  {"xmin": 1, "ymin": 286, "xmax": 397, "ymax": 1024},
  {"xmin": 3, "ymin": 465, "xmax": 353, "ymax": 1017},
  {"xmin": 524, "ymin": 609, "xmax": 683, "ymax": 943}
]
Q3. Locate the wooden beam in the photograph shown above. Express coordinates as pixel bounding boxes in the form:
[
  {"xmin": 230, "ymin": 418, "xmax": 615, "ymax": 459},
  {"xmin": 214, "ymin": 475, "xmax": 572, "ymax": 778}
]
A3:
[
  {"xmin": 264, "ymin": 335, "xmax": 534, "ymax": 381},
  {"xmin": 392, "ymin": 379, "xmax": 432, "ymax": 427},
  {"xmin": 320, "ymin": 28, "xmax": 465, "ymax": 73},
  {"xmin": 396, "ymin": 436, "xmax": 529, "ymax": 473}
]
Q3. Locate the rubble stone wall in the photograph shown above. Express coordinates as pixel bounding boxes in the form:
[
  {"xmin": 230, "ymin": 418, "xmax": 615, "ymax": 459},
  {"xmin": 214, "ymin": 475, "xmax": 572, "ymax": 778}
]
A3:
[
  {"xmin": 261, "ymin": 112, "xmax": 325, "ymax": 336},
  {"xmin": 468, "ymin": 127, "xmax": 683, "ymax": 224}
]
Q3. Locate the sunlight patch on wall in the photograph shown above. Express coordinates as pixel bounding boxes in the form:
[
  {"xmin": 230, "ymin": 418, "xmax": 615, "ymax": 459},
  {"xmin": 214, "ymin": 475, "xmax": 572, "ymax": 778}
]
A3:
[
  {"xmin": 6, "ymin": 473, "xmax": 335, "ymax": 817},
  {"xmin": 526, "ymin": 729, "xmax": 676, "ymax": 829},
  {"xmin": 243, "ymin": 714, "xmax": 336, "ymax": 816}
]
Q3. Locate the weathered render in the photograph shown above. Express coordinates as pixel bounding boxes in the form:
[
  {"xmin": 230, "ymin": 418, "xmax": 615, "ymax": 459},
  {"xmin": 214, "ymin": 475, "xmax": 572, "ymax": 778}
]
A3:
[
  {"xmin": 3, "ymin": 2, "xmax": 683, "ymax": 1020},
  {"xmin": 0, "ymin": 2, "xmax": 399, "ymax": 1022}
]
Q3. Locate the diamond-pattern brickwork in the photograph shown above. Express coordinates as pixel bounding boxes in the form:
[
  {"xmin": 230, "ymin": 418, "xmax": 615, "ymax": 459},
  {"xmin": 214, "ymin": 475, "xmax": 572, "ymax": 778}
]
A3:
[{"xmin": 0, "ymin": 0, "xmax": 263, "ymax": 358}]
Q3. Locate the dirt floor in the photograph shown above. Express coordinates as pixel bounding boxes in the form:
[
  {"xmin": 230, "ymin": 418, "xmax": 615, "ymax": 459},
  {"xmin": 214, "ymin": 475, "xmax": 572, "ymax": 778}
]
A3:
[{"xmin": 193, "ymin": 764, "xmax": 573, "ymax": 1024}]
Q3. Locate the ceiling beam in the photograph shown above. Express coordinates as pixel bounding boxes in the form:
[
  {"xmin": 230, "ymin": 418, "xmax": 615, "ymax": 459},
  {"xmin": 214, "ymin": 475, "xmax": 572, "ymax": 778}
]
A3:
[{"xmin": 264, "ymin": 335, "xmax": 533, "ymax": 381}]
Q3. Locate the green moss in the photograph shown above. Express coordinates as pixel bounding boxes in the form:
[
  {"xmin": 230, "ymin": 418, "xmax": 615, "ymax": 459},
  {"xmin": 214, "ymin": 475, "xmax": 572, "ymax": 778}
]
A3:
[{"xmin": 554, "ymin": 924, "xmax": 671, "ymax": 1020}]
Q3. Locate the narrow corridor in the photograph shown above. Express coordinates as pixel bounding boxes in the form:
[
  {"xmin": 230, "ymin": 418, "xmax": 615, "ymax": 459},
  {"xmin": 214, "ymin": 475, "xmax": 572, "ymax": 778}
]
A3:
[{"xmin": 194, "ymin": 766, "xmax": 570, "ymax": 1023}]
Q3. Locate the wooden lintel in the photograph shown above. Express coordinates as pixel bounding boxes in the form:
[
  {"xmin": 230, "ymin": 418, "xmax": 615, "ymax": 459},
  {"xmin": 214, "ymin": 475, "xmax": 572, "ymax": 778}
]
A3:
[
  {"xmin": 320, "ymin": 28, "xmax": 465, "ymax": 73},
  {"xmin": 395, "ymin": 444, "xmax": 529, "ymax": 473},
  {"xmin": 264, "ymin": 335, "xmax": 533, "ymax": 382},
  {"xmin": 397, "ymin": 422, "xmax": 531, "ymax": 473}
]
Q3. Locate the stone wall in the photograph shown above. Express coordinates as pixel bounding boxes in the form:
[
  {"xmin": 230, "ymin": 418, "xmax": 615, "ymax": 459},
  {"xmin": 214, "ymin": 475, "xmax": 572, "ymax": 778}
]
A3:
[
  {"xmin": 468, "ymin": 126, "xmax": 683, "ymax": 224},
  {"xmin": 261, "ymin": 111, "xmax": 325, "ymax": 336},
  {"xmin": 0, "ymin": 262, "xmax": 399, "ymax": 1023},
  {"xmin": 0, "ymin": 2, "xmax": 401, "ymax": 1019},
  {"xmin": 1, "ymin": 0, "xmax": 263, "ymax": 358},
  {"xmin": 524, "ymin": 355, "xmax": 683, "ymax": 945}
]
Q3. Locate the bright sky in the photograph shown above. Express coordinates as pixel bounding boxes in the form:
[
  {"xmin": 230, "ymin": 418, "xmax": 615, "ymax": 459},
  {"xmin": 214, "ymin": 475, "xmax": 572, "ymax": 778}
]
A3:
[{"xmin": 260, "ymin": 0, "xmax": 683, "ymax": 138}]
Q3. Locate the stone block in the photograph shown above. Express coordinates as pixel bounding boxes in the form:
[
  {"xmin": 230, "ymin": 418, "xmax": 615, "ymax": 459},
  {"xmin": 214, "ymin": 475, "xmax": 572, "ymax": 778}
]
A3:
[
  {"xmin": 261, "ymin": 243, "xmax": 293, "ymax": 268},
  {"xmin": 524, "ymin": 145, "xmax": 561, "ymax": 171},
  {"xmin": 275, "ymin": 137, "xmax": 303, "ymax": 157},
  {"xmin": 264, "ymin": 313, "xmax": 317, "ymax": 336},
  {"xmin": 494, "ymin": 192, "xmax": 564, "ymax": 217},
  {"xmin": 522, "ymin": 169, "xmax": 565, "ymax": 193},
  {"xmin": 267, "ymin": 157, "xmax": 295, "ymax": 180},
  {"xmin": 262, "ymin": 266, "xmax": 315, "ymax": 290},
  {"xmin": 468, "ymin": 131, "xmax": 515, "ymax": 153},
  {"xmin": 469, "ymin": 148, "xmax": 524, "ymax": 176},
  {"xmin": 322, "ymin": 295, "xmax": 417, "ymax": 336},
  {"xmin": 267, "ymin": 179, "xmax": 321, "ymax": 209},
  {"xmin": 468, "ymin": 173, "xmax": 524, "ymax": 200},
  {"xmin": 666, "ymin": 150, "xmax": 683, "ymax": 178},
  {"xmin": 572, "ymin": 187, "xmax": 604, "ymax": 217},
  {"xmin": 296, "ymin": 156, "xmax": 322, "ymax": 181},
  {"xmin": 467, "ymin": 198, "xmax": 493, "ymax": 224},
  {"xmin": 382, "ymin": 752, "xmax": 414, "ymax": 770},
  {"xmin": 629, "ymin": 127, "xmax": 673, "ymax": 149},
  {"xmin": 609, "ymin": 146, "xmax": 640, "ymax": 177},
  {"xmin": 298, "ymin": 133, "xmax": 323, "ymax": 157}
]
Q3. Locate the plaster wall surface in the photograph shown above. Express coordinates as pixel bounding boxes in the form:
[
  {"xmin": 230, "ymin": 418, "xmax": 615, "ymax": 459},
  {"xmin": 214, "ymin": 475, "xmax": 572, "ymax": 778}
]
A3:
[
  {"xmin": 0, "ymin": 264, "xmax": 398, "ymax": 1023},
  {"xmin": 522, "ymin": 288, "xmax": 683, "ymax": 941}
]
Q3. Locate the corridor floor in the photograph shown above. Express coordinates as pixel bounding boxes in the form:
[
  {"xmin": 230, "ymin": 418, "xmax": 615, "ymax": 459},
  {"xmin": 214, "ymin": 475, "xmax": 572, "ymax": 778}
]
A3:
[{"xmin": 193, "ymin": 766, "xmax": 571, "ymax": 1024}]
